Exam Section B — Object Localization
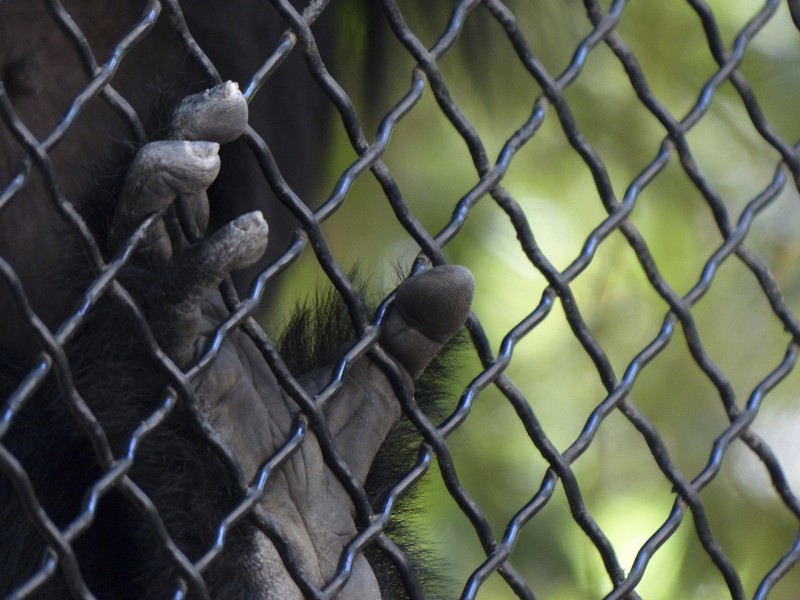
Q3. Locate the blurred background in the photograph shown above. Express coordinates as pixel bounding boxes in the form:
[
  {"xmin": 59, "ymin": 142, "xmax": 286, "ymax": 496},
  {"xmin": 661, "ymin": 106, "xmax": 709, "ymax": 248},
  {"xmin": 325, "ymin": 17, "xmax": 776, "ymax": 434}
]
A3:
[{"xmin": 260, "ymin": 1, "xmax": 800, "ymax": 598}]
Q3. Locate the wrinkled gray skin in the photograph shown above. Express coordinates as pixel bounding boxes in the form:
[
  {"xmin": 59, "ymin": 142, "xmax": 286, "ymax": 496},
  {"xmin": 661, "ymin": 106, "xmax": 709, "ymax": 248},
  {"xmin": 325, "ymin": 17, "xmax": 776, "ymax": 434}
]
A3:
[{"xmin": 110, "ymin": 82, "xmax": 474, "ymax": 597}]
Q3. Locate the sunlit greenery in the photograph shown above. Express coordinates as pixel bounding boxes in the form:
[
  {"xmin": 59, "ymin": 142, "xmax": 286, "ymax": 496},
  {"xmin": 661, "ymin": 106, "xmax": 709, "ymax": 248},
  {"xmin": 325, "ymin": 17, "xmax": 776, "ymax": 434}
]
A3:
[{"xmin": 266, "ymin": 2, "xmax": 800, "ymax": 597}]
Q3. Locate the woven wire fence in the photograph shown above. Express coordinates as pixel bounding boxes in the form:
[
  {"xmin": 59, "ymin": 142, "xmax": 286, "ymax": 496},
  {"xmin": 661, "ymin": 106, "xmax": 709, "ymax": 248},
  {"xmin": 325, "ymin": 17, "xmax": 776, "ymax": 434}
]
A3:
[{"xmin": 1, "ymin": 0, "xmax": 800, "ymax": 598}]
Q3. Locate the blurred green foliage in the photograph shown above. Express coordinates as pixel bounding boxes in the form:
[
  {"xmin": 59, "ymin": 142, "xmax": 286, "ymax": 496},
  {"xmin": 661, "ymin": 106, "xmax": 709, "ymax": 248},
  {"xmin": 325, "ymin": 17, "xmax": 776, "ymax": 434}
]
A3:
[{"xmin": 267, "ymin": 1, "xmax": 800, "ymax": 598}]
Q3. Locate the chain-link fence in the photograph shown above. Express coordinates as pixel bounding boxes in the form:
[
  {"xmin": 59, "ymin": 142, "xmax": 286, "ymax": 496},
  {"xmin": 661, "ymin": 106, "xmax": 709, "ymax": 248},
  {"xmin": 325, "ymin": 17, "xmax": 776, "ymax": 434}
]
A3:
[{"xmin": 1, "ymin": 0, "xmax": 800, "ymax": 598}]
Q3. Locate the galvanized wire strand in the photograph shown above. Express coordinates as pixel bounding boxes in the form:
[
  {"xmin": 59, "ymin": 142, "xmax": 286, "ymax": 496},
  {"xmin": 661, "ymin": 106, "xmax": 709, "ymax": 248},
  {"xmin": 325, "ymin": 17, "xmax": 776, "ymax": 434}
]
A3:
[
  {"xmin": 754, "ymin": 530, "xmax": 800, "ymax": 600},
  {"xmin": 584, "ymin": 1, "xmax": 800, "ymax": 335},
  {"xmin": 426, "ymin": 0, "xmax": 800, "ymax": 595},
  {"xmin": 45, "ymin": 0, "xmax": 148, "ymax": 145},
  {"xmin": 506, "ymin": 0, "xmax": 800, "ymax": 533},
  {"xmin": 264, "ymin": 0, "xmax": 451, "ymax": 273},
  {"xmin": 687, "ymin": 0, "xmax": 800, "ymax": 176},
  {"xmin": 160, "ymin": 0, "xmax": 223, "ymax": 84},
  {"xmin": 435, "ymin": 0, "xmax": 629, "ymax": 249},
  {"xmin": 244, "ymin": 0, "xmax": 333, "ymax": 101},
  {"xmin": 494, "ymin": 0, "xmax": 800, "ymax": 572},
  {"xmin": 579, "ymin": 0, "xmax": 800, "ymax": 567},
  {"xmin": 608, "ymin": 341, "xmax": 799, "ymax": 599}
]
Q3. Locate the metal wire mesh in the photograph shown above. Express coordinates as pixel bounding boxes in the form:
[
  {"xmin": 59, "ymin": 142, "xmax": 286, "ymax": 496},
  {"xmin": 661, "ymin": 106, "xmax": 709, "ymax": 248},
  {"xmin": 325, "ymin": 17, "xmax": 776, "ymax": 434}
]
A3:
[{"xmin": 1, "ymin": 0, "xmax": 800, "ymax": 598}]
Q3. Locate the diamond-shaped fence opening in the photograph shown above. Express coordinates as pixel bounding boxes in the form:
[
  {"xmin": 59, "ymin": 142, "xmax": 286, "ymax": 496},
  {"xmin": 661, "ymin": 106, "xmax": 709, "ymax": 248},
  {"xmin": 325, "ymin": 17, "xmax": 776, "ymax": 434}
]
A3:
[{"xmin": 1, "ymin": 0, "xmax": 799, "ymax": 598}]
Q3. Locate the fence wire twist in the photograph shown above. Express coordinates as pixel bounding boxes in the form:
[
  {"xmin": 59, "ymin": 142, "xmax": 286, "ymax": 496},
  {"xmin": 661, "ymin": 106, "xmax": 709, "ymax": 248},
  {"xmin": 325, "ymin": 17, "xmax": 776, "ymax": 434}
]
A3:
[{"xmin": 1, "ymin": 0, "xmax": 799, "ymax": 598}]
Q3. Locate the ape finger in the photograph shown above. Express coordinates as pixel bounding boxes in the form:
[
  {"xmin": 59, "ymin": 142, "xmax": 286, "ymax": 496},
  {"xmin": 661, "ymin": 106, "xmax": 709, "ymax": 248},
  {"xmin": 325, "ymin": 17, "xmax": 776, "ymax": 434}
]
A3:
[
  {"xmin": 109, "ymin": 140, "xmax": 220, "ymax": 262},
  {"xmin": 168, "ymin": 81, "xmax": 249, "ymax": 144},
  {"xmin": 167, "ymin": 82, "xmax": 248, "ymax": 244},
  {"xmin": 167, "ymin": 190, "xmax": 210, "ymax": 249},
  {"xmin": 148, "ymin": 211, "xmax": 269, "ymax": 365},
  {"xmin": 381, "ymin": 265, "xmax": 474, "ymax": 379},
  {"xmin": 305, "ymin": 265, "xmax": 474, "ymax": 483}
]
